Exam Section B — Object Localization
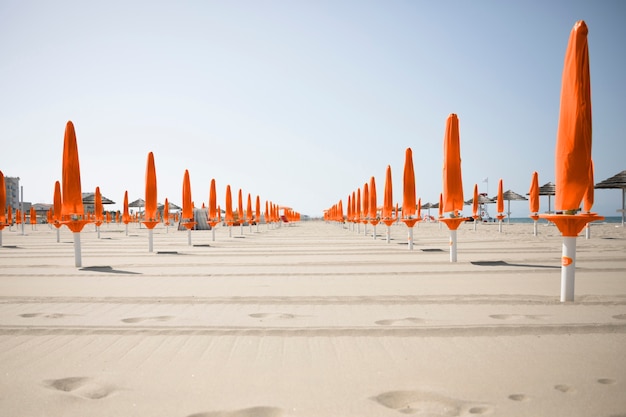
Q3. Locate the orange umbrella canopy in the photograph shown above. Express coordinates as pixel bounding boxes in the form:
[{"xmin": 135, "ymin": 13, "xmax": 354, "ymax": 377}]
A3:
[
  {"xmin": 225, "ymin": 185, "xmax": 233, "ymax": 222},
  {"xmin": 95, "ymin": 186, "xmax": 103, "ymax": 221},
  {"xmin": 472, "ymin": 184, "xmax": 479, "ymax": 218},
  {"xmin": 144, "ymin": 152, "xmax": 158, "ymax": 221},
  {"xmin": 368, "ymin": 176, "xmax": 377, "ymax": 219},
  {"xmin": 163, "ymin": 198, "xmax": 170, "ymax": 224},
  {"xmin": 30, "ymin": 206, "xmax": 37, "ymax": 225},
  {"xmin": 583, "ymin": 160, "xmax": 594, "ymax": 212},
  {"xmin": 402, "ymin": 148, "xmax": 416, "ymax": 218},
  {"xmin": 61, "ymin": 121, "xmax": 84, "ymax": 217},
  {"xmin": 237, "ymin": 189, "xmax": 243, "ymax": 219},
  {"xmin": 0, "ymin": 171, "xmax": 6, "ymax": 224},
  {"xmin": 255, "ymin": 195, "xmax": 261, "ymax": 221},
  {"xmin": 362, "ymin": 183, "xmax": 369, "ymax": 220},
  {"xmin": 382, "ymin": 165, "xmax": 393, "ymax": 219},
  {"xmin": 53, "ymin": 181, "xmax": 62, "ymax": 222},
  {"xmin": 529, "ymin": 171, "xmax": 539, "ymax": 214},
  {"xmin": 442, "ymin": 114, "xmax": 463, "ymax": 214},
  {"xmin": 182, "ymin": 170, "xmax": 193, "ymax": 220},
  {"xmin": 497, "ymin": 179, "xmax": 504, "ymax": 214},
  {"xmin": 246, "ymin": 193, "xmax": 253, "ymax": 222},
  {"xmin": 209, "ymin": 179, "xmax": 217, "ymax": 220},
  {"xmin": 122, "ymin": 191, "xmax": 130, "ymax": 223},
  {"xmin": 438, "ymin": 193, "xmax": 444, "ymax": 218},
  {"xmin": 555, "ymin": 20, "xmax": 592, "ymax": 212}
]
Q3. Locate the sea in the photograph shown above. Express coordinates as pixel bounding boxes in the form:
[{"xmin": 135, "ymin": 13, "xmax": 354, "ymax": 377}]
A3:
[{"xmin": 503, "ymin": 216, "xmax": 623, "ymax": 224}]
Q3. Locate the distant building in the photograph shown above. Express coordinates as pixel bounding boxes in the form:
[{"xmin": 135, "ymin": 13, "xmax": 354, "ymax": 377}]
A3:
[{"xmin": 4, "ymin": 176, "xmax": 21, "ymax": 210}]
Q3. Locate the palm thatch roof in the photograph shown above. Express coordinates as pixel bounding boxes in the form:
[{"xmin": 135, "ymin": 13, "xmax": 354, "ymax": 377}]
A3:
[
  {"xmin": 595, "ymin": 170, "xmax": 626, "ymax": 189},
  {"xmin": 129, "ymin": 198, "xmax": 145, "ymax": 208},
  {"xmin": 82, "ymin": 192, "xmax": 116, "ymax": 205},
  {"xmin": 538, "ymin": 182, "xmax": 555, "ymax": 196},
  {"xmin": 502, "ymin": 190, "xmax": 527, "ymax": 201}
]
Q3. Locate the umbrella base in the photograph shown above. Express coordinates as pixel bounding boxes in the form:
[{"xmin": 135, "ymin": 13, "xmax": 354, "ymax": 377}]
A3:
[
  {"xmin": 540, "ymin": 213, "xmax": 604, "ymax": 237},
  {"xmin": 439, "ymin": 217, "xmax": 465, "ymax": 231}
]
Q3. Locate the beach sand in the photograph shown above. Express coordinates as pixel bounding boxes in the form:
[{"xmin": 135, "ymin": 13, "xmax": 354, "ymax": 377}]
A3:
[{"xmin": 0, "ymin": 219, "xmax": 625, "ymax": 416}]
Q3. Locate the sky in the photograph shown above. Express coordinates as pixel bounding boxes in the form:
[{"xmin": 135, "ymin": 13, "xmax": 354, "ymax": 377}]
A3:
[{"xmin": 1, "ymin": 0, "xmax": 625, "ymax": 218}]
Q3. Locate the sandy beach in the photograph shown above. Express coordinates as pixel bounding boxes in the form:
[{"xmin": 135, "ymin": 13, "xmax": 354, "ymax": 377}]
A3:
[{"xmin": 0, "ymin": 219, "xmax": 625, "ymax": 417}]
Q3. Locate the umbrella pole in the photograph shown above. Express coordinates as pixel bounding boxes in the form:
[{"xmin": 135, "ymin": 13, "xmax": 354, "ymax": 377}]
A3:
[
  {"xmin": 533, "ymin": 220, "xmax": 538, "ymax": 237},
  {"xmin": 622, "ymin": 189, "xmax": 625, "ymax": 227},
  {"xmin": 507, "ymin": 200, "xmax": 511, "ymax": 224},
  {"xmin": 97, "ymin": 226, "xmax": 101, "ymax": 239},
  {"xmin": 449, "ymin": 230, "xmax": 457, "ymax": 263},
  {"xmin": 148, "ymin": 229, "xmax": 154, "ymax": 252},
  {"xmin": 73, "ymin": 232, "xmax": 82, "ymax": 268},
  {"xmin": 0, "ymin": 230, "xmax": 2, "ymax": 247},
  {"xmin": 372, "ymin": 225, "xmax": 376, "ymax": 240},
  {"xmin": 585, "ymin": 223, "xmax": 591, "ymax": 239},
  {"xmin": 561, "ymin": 237, "xmax": 577, "ymax": 302},
  {"xmin": 212, "ymin": 228, "xmax": 216, "ymax": 241},
  {"xmin": 188, "ymin": 229, "xmax": 192, "ymax": 246},
  {"xmin": 229, "ymin": 226, "xmax": 232, "ymax": 237},
  {"xmin": 473, "ymin": 219, "xmax": 477, "ymax": 231},
  {"xmin": 408, "ymin": 227, "xmax": 413, "ymax": 250},
  {"xmin": 125, "ymin": 224, "xmax": 129, "ymax": 236},
  {"xmin": 56, "ymin": 228, "xmax": 60, "ymax": 243},
  {"xmin": 498, "ymin": 220, "xmax": 503, "ymax": 233}
]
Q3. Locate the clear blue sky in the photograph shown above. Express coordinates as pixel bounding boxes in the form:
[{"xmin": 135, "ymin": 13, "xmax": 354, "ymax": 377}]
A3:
[{"xmin": 1, "ymin": 0, "xmax": 625, "ymax": 218}]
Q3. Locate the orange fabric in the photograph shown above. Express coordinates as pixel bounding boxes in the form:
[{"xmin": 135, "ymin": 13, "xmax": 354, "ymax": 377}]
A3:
[
  {"xmin": 438, "ymin": 193, "xmax": 443, "ymax": 218},
  {"xmin": 356, "ymin": 189, "xmax": 361, "ymax": 223},
  {"xmin": 402, "ymin": 148, "xmax": 416, "ymax": 218},
  {"xmin": 163, "ymin": 198, "xmax": 170, "ymax": 225},
  {"xmin": 529, "ymin": 171, "xmax": 539, "ymax": 214},
  {"xmin": 472, "ymin": 184, "xmax": 479, "ymax": 218},
  {"xmin": 237, "ymin": 189, "xmax": 243, "ymax": 221},
  {"xmin": 417, "ymin": 197, "xmax": 421, "ymax": 219},
  {"xmin": 255, "ymin": 195, "xmax": 261, "ymax": 222},
  {"xmin": 122, "ymin": 191, "xmax": 130, "ymax": 223},
  {"xmin": 209, "ymin": 179, "xmax": 217, "ymax": 220},
  {"xmin": 246, "ymin": 194, "xmax": 253, "ymax": 222},
  {"xmin": 368, "ymin": 177, "xmax": 377, "ymax": 220},
  {"xmin": 95, "ymin": 187, "xmax": 103, "ymax": 222},
  {"xmin": 497, "ymin": 179, "xmax": 504, "ymax": 214},
  {"xmin": 583, "ymin": 160, "xmax": 594, "ymax": 212},
  {"xmin": 182, "ymin": 170, "xmax": 193, "ymax": 220},
  {"xmin": 383, "ymin": 165, "xmax": 393, "ymax": 219},
  {"xmin": 225, "ymin": 185, "xmax": 233, "ymax": 223},
  {"xmin": 53, "ymin": 181, "xmax": 62, "ymax": 222},
  {"xmin": 144, "ymin": 152, "xmax": 157, "ymax": 221},
  {"xmin": 0, "ymin": 171, "xmax": 6, "ymax": 224},
  {"xmin": 61, "ymin": 121, "xmax": 84, "ymax": 217},
  {"xmin": 442, "ymin": 114, "xmax": 463, "ymax": 213},
  {"xmin": 555, "ymin": 21, "xmax": 592, "ymax": 212},
  {"xmin": 362, "ymin": 184, "xmax": 369, "ymax": 221},
  {"xmin": 30, "ymin": 206, "xmax": 37, "ymax": 225}
]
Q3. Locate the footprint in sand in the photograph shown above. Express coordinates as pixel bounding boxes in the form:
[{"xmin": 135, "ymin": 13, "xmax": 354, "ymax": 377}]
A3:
[
  {"xmin": 489, "ymin": 314, "xmax": 545, "ymax": 321},
  {"xmin": 19, "ymin": 313, "xmax": 75, "ymax": 319},
  {"xmin": 554, "ymin": 384, "xmax": 576, "ymax": 394},
  {"xmin": 508, "ymin": 394, "xmax": 530, "ymax": 402},
  {"xmin": 187, "ymin": 406, "xmax": 285, "ymax": 417},
  {"xmin": 43, "ymin": 376, "xmax": 115, "ymax": 400},
  {"xmin": 249, "ymin": 313, "xmax": 298, "ymax": 320},
  {"xmin": 597, "ymin": 378, "xmax": 617, "ymax": 385},
  {"xmin": 375, "ymin": 317, "xmax": 425, "ymax": 326},
  {"xmin": 372, "ymin": 390, "xmax": 493, "ymax": 415},
  {"xmin": 121, "ymin": 315, "xmax": 174, "ymax": 324}
]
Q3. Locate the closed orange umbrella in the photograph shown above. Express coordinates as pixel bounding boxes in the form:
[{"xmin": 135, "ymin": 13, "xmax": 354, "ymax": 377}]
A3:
[
  {"xmin": 496, "ymin": 179, "xmax": 505, "ymax": 231},
  {"xmin": 529, "ymin": 172, "xmax": 539, "ymax": 216},
  {"xmin": 61, "ymin": 121, "xmax": 84, "ymax": 220},
  {"xmin": 182, "ymin": 170, "xmax": 193, "ymax": 221},
  {"xmin": 144, "ymin": 152, "xmax": 158, "ymax": 223},
  {"xmin": 356, "ymin": 189, "xmax": 361, "ymax": 230},
  {"xmin": 542, "ymin": 20, "xmax": 603, "ymax": 302},
  {"xmin": 255, "ymin": 195, "xmax": 261, "ymax": 232},
  {"xmin": 209, "ymin": 179, "xmax": 217, "ymax": 222},
  {"xmin": 438, "ymin": 193, "xmax": 443, "ymax": 219},
  {"xmin": 163, "ymin": 198, "xmax": 170, "ymax": 226},
  {"xmin": 7, "ymin": 206, "xmax": 13, "ymax": 227},
  {"xmin": 382, "ymin": 165, "xmax": 394, "ymax": 243},
  {"xmin": 53, "ymin": 181, "xmax": 62, "ymax": 224},
  {"xmin": 555, "ymin": 21, "xmax": 592, "ymax": 213},
  {"xmin": 246, "ymin": 193, "xmax": 253, "ymax": 229},
  {"xmin": 60, "ymin": 121, "xmax": 88, "ymax": 266},
  {"xmin": 30, "ymin": 206, "xmax": 37, "ymax": 227},
  {"xmin": 225, "ymin": 185, "xmax": 234, "ymax": 228},
  {"xmin": 362, "ymin": 183, "xmax": 369, "ymax": 224},
  {"xmin": 122, "ymin": 191, "xmax": 130, "ymax": 224},
  {"xmin": 402, "ymin": 148, "xmax": 416, "ymax": 220},
  {"xmin": 95, "ymin": 186, "xmax": 103, "ymax": 224},
  {"xmin": 472, "ymin": 184, "xmax": 479, "ymax": 219},
  {"xmin": 368, "ymin": 176, "xmax": 379, "ymax": 238},
  {"xmin": 442, "ymin": 114, "xmax": 464, "ymax": 215}
]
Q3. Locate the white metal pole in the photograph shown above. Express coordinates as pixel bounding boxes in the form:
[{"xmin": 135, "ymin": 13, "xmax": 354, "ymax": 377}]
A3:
[
  {"xmin": 585, "ymin": 223, "xmax": 591, "ymax": 239},
  {"xmin": 561, "ymin": 236, "xmax": 576, "ymax": 302},
  {"xmin": 188, "ymin": 229, "xmax": 192, "ymax": 246},
  {"xmin": 498, "ymin": 220, "xmax": 503, "ymax": 233},
  {"xmin": 408, "ymin": 227, "xmax": 413, "ymax": 250},
  {"xmin": 212, "ymin": 228, "xmax": 216, "ymax": 241},
  {"xmin": 73, "ymin": 232, "xmax": 82, "ymax": 267},
  {"xmin": 372, "ymin": 225, "xmax": 376, "ymax": 240},
  {"xmin": 533, "ymin": 220, "xmax": 538, "ymax": 237},
  {"xmin": 386, "ymin": 225, "xmax": 391, "ymax": 243},
  {"xmin": 148, "ymin": 229, "xmax": 153, "ymax": 252},
  {"xmin": 449, "ymin": 229, "xmax": 457, "ymax": 263}
]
